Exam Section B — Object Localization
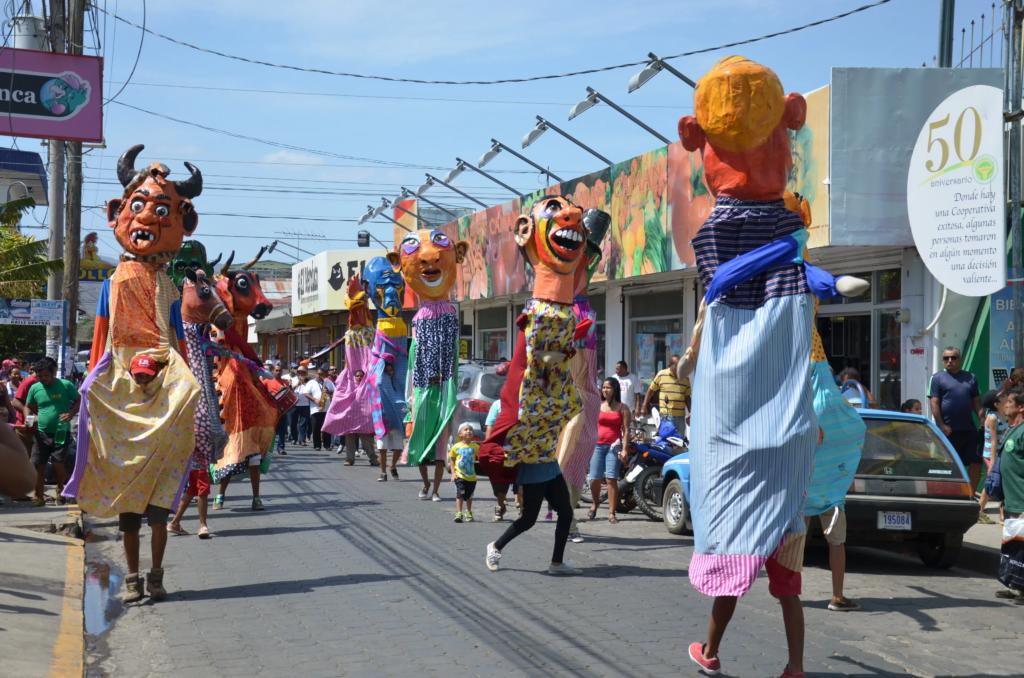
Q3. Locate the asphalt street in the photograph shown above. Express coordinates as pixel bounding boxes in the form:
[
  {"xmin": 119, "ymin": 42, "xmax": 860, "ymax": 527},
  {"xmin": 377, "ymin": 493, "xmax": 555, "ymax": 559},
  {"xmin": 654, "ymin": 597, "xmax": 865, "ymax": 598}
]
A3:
[{"xmin": 83, "ymin": 442, "xmax": 1023, "ymax": 678}]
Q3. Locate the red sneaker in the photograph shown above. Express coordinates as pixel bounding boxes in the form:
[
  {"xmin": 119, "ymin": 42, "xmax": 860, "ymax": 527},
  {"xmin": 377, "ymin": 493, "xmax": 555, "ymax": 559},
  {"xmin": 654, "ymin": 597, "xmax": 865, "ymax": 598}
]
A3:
[
  {"xmin": 778, "ymin": 669, "xmax": 806, "ymax": 678},
  {"xmin": 688, "ymin": 642, "xmax": 721, "ymax": 675}
]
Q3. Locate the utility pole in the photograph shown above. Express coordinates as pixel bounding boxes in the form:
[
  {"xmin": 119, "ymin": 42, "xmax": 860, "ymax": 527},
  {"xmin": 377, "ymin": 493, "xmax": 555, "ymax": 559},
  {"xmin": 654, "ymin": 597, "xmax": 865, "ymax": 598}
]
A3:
[
  {"xmin": 1006, "ymin": 1, "xmax": 1024, "ymax": 368},
  {"xmin": 63, "ymin": 0, "xmax": 85, "ymax": 349},
  {"xmin": 938, "ymin": 0, "xmax": 956, "ymax": 67},
  {"xmin": 45, "ymin": 0, "xmax": 65, "ymax": 361}
]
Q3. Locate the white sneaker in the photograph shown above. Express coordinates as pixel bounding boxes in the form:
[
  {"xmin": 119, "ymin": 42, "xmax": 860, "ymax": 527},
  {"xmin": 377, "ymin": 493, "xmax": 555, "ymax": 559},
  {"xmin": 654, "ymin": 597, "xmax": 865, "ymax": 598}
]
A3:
[
  {"xmin": 486, "ymin": 542, "xmax": 501, "ymax": 571},
  {"xmin": 570, "ymin": 530, "xmax": 584, "ymax": 543},
  {"xmin": 418, "ymin": 489, "xmax": 429, "ymax": 499},
  {"xmin": 431, "ymin": 494, "xmax": 442, "ymax": 502},
  {"xmin": 548, "ymin": 561, "xmax": 583, "ymax": 576}
]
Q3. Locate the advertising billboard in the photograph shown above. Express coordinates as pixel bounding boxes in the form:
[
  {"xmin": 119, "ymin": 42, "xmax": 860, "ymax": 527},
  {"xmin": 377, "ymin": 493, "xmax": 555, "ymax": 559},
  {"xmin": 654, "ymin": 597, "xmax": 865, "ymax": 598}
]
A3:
[
  {"xmin": 0, "ymin": 48, "xmax": 103, "ymax": 142},
  {"xmin": 291, "ymin": 249, "xmax": 386, "ymax": 317}
]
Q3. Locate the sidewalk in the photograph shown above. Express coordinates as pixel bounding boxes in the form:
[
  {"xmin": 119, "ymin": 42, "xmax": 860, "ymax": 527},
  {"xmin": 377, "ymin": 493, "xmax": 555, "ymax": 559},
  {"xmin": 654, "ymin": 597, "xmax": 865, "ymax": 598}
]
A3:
[
  {"xmin": 0, "ymin": 495, "xmax": 85, "ymax": 678},
  {"xmin": 957, "ymin": 503, "xmax": 1005, "ymax": 575}
]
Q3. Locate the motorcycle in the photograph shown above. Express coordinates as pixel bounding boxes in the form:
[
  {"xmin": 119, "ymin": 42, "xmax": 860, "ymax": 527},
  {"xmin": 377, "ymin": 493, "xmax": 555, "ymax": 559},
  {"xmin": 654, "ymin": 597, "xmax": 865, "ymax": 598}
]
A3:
[{"xmin": 622, "ymin": 409, "xmax": 686, "ymax": 521}]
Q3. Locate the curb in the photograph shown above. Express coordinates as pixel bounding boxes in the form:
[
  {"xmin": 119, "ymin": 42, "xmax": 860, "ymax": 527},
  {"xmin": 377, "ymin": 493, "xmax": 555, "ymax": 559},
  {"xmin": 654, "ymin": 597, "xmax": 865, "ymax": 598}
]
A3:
[{"xmin": 956, "ymin": 541, "xmax": 1001, "ymax": 576}]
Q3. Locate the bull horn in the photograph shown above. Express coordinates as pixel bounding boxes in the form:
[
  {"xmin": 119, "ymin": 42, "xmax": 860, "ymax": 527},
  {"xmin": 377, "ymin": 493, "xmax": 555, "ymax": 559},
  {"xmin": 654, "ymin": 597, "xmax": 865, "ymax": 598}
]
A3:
[
  {"xmin": 173, "ymin": 162, "xmax": 203, "ymax": 199},
  {"xmin": 117, "ymin": 144, "xmax": 145, "ymax": 187},
  {"xmin": 242, "ymin": 246, "xmax": 267, "ymax": 270},
  {"xmin": 208, "ymin": 253, "xmax": 222, "ymax": 269},
  {"xmin": 220, "ymin": 251, "xmax": 235, "ymax": 277}
]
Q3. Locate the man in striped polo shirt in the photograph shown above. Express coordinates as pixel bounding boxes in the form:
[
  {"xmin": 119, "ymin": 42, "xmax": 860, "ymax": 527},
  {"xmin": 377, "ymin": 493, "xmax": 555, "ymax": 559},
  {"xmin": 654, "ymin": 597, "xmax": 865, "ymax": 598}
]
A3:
[{"xmin": 642, "ymin": 354, "xmax": 691, "ymax": 435}]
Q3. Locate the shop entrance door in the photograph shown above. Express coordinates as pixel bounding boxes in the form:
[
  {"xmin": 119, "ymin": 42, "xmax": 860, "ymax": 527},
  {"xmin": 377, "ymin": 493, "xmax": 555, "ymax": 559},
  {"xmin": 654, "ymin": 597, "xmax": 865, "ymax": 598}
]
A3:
[{"xmin": 815, "ymin": 314, "xmax": 871, "ymax": 385}]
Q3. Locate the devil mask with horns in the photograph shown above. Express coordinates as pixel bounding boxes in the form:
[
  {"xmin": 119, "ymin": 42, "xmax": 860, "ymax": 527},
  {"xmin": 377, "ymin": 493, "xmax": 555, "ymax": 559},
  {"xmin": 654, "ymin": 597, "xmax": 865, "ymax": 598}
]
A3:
[{"xmin": 107, "ymin": 144, "xmax": 203, "ymax": 264}]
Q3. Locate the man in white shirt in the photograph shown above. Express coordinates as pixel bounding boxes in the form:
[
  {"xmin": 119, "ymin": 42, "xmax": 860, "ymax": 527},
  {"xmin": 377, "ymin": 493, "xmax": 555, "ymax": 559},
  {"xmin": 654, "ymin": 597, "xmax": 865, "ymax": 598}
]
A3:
[
  {"xmin": 304, "ymin": 367, "xmax": 334, "ymax": 451},
  {"xmin": 614, "ymin": 361, "xmax": 642, "ymax": 414}
]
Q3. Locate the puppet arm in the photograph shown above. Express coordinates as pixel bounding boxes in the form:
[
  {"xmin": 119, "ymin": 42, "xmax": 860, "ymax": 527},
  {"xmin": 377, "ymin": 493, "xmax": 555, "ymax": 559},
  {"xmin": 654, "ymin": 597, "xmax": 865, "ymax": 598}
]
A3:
[
  {"xmin": 89, "ymin": 316, "xmax": 109, "ymax": 372},
  {"xmin": 676, "ymin": 298, "xmax": 705, "ymax": 380}
]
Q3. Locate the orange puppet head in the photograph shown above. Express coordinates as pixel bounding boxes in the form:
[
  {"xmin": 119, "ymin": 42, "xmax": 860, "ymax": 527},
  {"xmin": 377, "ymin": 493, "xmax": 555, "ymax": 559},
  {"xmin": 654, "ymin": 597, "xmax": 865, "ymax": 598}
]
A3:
[
  {"xmin": 678, "ymin": 57, "xmax": 806, "ymax": 201},
  {"xmin": 514, "ymin": 197, "xmax": 586, "ymax": 278},
  {"xmin": 107, "ymin": 144, "xmax": 203, "ymax": 264},
  {"xmin": 398, "ymin": 229, "xmax": 468, "ymax": 301},
  {"xmin": 214, "ymin": 249, "xmax": 272, "ymax": 329}
]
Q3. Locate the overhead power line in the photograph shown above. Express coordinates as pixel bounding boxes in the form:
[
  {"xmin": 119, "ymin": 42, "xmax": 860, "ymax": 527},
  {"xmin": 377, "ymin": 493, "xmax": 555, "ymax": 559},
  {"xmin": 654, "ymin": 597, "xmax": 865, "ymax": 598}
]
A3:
[{"xmin": 98, "ymin": 1, "xmax": 893, "ymax": 85}]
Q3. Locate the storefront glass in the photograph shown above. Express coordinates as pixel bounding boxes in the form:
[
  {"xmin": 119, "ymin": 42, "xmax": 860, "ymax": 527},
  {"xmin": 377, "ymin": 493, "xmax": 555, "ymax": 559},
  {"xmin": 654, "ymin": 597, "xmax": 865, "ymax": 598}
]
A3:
[
  {"xmin": 477, "ymin": 307, "xmax": 507, "ymax": 361},
  {"xmin": 817, "ymin": 315, "xmax": 871, "ymax": 381},
  {"xmin": 591, "ymin": 294, "xmax": 606, "ymax": 383},
  {"xmin": 877, "ymin": 309, "xmax": 902, "ymax": 410},
  {"xmin": 630, "ymin": 291, "xmax": 685, "ymax": 389}
]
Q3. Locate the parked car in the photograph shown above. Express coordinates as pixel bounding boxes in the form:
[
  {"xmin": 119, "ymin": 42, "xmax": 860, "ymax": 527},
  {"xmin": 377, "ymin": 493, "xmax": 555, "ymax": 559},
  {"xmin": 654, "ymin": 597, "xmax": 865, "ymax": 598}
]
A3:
[
  {"xmin": 657, "ymin": 409, "xmax": 979, "ymax": 568},
  {"xmin": 451, "ymin": 361, "xmax": 507, "ymax": 442}
]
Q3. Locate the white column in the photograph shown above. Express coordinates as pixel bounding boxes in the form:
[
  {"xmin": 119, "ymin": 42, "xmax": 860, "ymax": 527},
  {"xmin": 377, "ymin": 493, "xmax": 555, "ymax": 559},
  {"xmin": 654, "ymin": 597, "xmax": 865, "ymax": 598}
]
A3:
[{"xmin": 606, "ymin": 282, "xmax": 625, "ymax": 377}]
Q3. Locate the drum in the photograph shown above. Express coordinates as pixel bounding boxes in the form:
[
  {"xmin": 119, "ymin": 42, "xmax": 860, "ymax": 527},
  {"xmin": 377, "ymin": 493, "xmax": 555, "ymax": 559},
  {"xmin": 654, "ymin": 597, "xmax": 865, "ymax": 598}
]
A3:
[{"xmin": 273, "ymin": 385, "xmax": 299, "ymax": 413}]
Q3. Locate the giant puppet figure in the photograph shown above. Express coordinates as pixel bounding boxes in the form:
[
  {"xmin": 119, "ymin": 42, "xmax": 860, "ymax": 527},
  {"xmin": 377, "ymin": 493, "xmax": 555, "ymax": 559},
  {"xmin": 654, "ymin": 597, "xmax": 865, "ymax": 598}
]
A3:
[
  {"xmin": 63, "ymin": 145, "xmax": 203, "ymax": 600},
  {"xmin": 169, "ymin": 239, "xmax": 221, "ymax": 290},
  {"xmin": 321, "ymin": 274, "xmax": 378, "ymax": 461},
  {"xmin": 555, "ymin": 209, "xmax": 610, "ymax": 491},
  {"xmin": 362, "ymin": 254, "xmax": 409, "ymax": 475},
  {"xmin": 675, "ymin": 57, "xmax": 872, "ymax": 676},
  {"xmin": 210, "ymin": 249, "xmax": 280, "ymax": 509},
  {"xmin": 400, "ymin": 229, "xmax": 468, "ymax": 469}
]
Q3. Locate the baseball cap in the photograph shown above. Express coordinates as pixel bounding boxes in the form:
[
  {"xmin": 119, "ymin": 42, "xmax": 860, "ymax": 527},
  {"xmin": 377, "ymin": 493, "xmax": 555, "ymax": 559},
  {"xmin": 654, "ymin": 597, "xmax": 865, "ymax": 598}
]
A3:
[
  {"xmin": 131, "ymin": 354, "xmax": 158, "ymax": 376},
  {"xmin": 290, "ymin": 362, "xmax": 298, "ymax": 369}
]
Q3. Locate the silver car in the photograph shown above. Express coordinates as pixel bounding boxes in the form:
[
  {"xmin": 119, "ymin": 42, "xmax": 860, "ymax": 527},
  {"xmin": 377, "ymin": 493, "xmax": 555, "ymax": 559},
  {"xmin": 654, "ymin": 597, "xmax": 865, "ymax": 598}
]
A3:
[{"xmin": 451, "ymin": 362, "xmax": 507, "ymax": 442}]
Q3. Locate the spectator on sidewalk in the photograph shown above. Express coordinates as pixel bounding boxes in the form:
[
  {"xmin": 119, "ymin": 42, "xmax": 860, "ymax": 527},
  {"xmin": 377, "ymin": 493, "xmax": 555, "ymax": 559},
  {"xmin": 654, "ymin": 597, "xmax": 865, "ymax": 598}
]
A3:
[
  {"xmin": 303, "ymin": 367, "xmax": 333, "ymax": 451},
  {"xmin": 900, "ymin": 399, "xmax": 923, "ymax": 415},
  {"xmin": 995, "ymin": 387, "xmax": 1024, "ymax": 599},
  {"xmin": 292, "ymin": 366, "xmax": 311, "ymax": 446},
  {"xmin": 24, "ymin": 358, "xmax": 80, "ymax": 508},
  {"xmin": 641, "ymin": 354, "xmax": 691, "ymax": 433},
  {"xmin": 613, "ymin": 360, "xmax": 643, "ymax": 414},
  {"xmin": 929, "ymin": 347, "xmax": 985, "ymax": 492},
  {"xmin": 979, "ymin": 390, "xmax": 1008, "ymax": 525}
]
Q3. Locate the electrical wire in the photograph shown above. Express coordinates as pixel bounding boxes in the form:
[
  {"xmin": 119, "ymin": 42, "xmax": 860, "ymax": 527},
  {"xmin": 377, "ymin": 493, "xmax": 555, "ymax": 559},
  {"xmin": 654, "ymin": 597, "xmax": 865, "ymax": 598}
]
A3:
[
  {"xmin": 97, "ymin": 0, "xmax": 893, "ymax": 86},
  {"xmin": 102, "ymin": 0, "xmax": 142, "ymax": 106}
]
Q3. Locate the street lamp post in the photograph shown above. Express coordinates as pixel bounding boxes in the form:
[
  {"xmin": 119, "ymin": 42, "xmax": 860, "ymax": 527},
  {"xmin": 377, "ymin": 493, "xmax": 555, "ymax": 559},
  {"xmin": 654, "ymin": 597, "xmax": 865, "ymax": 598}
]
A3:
[
  {"xmin": 417, "ymin": 173, "xmax": 488, "ymax": 209},
  {"xmin": 479, "ymin": 139, "xmax": 563, "ymax": 183},
  {"xmin": 628, "ymin": 52, "xmax": 697, "ymax": 92},
  {"xmin": 405, "ymin": 187, "xmax": 461, "ymax": 221},
  {"xmin": 359, "ymin": 204, "xmax": 411, "ymax": 233},
  {"xmin": 570, "ymin": 87, "xmax": 670, "ymax": 145},
  {"xmin": 447, "ymin": 158, "xmax": 523, "ymax": 197},
  {"xmin": 522, "ymin": 116, "xmax": 612, "ymax": 166},
  {"xmin": 380, "ymin": 196, "xmax": 422, "ymax": 227}
]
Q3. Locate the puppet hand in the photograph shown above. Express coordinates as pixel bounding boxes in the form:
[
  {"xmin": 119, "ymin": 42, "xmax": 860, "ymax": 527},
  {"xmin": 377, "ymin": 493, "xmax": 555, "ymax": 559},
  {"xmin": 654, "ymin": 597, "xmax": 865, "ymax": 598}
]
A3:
[{"xmin": 835, "ymin": 275, "xmax": 870, "ymax": 298}]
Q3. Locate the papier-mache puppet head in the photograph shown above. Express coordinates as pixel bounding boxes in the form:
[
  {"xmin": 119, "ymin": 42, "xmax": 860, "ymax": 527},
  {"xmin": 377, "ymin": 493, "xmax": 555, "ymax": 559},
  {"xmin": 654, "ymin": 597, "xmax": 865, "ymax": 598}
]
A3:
[
  {"xmin": 679, "ymin": 56, "xmax": 806, "ymax": 201},
  {"xmin": 398, "ymin": 229, "xmax": 468, "ymax": 301},
  {"xmin": 107, "ymin": 144, "xmax": 203, "ymax": 264},
  {"xmin": 214, "ymin": 248, "xmax": 272, "ymax": 329},
  {"xmin": 170, "ymin": 240, "xmax": 221, "ymax": 290},
  {"xmin": 345, "ymin": 272, "xmax": 372, "ymax": 328},
  {"xmin": 514, "ymin": 196, "xmax": 587, "ymax": 302},
  {"xmin": 362, "ymin": 254, "xmax": 405, "ymax": 319},
  {"xmin": 181, "ymin": 267, "xmax": 232, "ymax": 330}
]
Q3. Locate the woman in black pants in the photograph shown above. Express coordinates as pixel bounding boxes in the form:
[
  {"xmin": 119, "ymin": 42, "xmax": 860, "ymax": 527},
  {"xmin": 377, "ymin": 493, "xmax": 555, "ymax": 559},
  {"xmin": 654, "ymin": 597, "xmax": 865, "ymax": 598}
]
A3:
[{"xmin": 485, "ymin": 459, "xmax": 581, "ymax": 575}]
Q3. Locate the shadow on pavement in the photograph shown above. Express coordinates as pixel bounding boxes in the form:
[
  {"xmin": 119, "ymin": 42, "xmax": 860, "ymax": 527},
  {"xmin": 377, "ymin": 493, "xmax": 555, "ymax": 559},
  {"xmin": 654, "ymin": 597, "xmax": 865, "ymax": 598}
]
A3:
[
  {"xmin": 210, "ymin": 523, "xmax": 351, "ymax": 538},
  {"xmin": 173, "ymin": 573, "xmax": 406, "ymax": 601},
  {"xmin": 576, "ymin": 564, "xmax": 686, "ymax": 579},
  {"xmin": 0, "ymin": 603, "xmax": 58, "ymax": 615}
]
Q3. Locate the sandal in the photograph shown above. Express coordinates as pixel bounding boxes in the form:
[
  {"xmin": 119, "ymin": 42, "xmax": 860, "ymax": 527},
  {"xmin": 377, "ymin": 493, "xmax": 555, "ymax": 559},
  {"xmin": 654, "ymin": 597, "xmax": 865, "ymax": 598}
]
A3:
[
  {"xmin": 587, "ymin": 508, "xmax": 597, "ymax": 520},
  {"xmin": 609, "ymin": 514, "xmax": 619, "ymax": 524}
]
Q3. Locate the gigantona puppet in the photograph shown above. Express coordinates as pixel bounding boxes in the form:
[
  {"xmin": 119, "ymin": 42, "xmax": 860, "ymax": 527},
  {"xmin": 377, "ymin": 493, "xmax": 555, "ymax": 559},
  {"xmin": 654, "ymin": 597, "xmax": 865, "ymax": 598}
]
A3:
[
  {"xmin": 480, "ymin": 197, "xmax": 590, "ymax": 479},
  {"xmin": 321, "ymin": 274, "xmax": 377, "ymax": 446},
  {"xmin": 400, "ymin": 229, "xmax": 467, "ymax": 466},
  {"xmin": 676, "ymin": 57, "xmax": 872, "ymax": 605},
  {"xmin": 554, "ymin": 208, "xmax": 610, "ymax": 489},
  {"xmin": 362, "ymin": 255, "xmax": 409, "ymax": 457},
  {"xmin": 209, "ymin": 249, "xmax": 280, "ymax": 507},
  {"xmin": 64, "ymin": 144, "xmax": 203, "ymax": 536},
  {"xmin": 169, "ymin": 240, "xmax": 221, "ymax": 290}
]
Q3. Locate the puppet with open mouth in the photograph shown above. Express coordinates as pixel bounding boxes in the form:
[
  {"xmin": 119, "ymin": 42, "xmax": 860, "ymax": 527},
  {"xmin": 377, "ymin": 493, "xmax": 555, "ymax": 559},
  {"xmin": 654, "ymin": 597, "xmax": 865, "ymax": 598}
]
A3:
[{"xmin": 398, "ymin": 229, "xmax": 468, "ymax": 466}]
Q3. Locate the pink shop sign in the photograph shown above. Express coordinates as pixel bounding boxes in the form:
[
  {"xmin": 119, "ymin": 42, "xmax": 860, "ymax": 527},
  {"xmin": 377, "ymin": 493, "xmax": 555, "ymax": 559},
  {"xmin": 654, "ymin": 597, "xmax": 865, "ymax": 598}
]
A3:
[{"xmin": 0, "ymin": 48, "xmax": 103, "ymax": 142}]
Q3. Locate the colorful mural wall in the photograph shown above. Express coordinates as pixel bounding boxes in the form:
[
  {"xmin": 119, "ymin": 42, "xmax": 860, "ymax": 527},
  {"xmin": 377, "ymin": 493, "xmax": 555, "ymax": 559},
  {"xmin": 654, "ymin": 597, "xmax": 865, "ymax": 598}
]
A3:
[{"xmin": 393, "ymin": 88, "xmax": 832, "ymax": 302}]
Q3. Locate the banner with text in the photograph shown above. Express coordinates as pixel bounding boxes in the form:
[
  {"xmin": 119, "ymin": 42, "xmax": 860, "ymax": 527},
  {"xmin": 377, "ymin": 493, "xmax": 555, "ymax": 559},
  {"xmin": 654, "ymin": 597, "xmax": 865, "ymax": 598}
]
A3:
[{"xmin": 0, "ymin": 49, "xmax": 103, "ymax": 142}]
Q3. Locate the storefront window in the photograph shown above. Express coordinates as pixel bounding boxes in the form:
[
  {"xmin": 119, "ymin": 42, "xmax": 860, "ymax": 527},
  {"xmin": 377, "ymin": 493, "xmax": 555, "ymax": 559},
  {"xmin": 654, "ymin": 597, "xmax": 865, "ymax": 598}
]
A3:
[
  {"xmin": 875, "ymin": 268, "xmax": 902, "ymax": 303},
  {"xmin": 478, "ymin": 307, "xmax": 507, "ymax": 361},
  {"xmin": 591, "ymin": 294, "xmax": 606, "ymax": 383},
  {"xmin": 877, "ymin": 308, "xmax": 902, "ymax": 411},
  {"xmin": 817, "ymin": 315, "xmax": 871, "ymax": 383},
  {"xmin": 630, "ymin": 291, "xmax": 685, "ymax": 388}
]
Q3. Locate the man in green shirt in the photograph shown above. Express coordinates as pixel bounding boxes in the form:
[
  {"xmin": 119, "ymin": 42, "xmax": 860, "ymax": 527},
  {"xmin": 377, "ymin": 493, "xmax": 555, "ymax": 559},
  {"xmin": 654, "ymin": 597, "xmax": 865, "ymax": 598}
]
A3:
[{"xmin": 25, "ymin": 357, "xmax": 80, "ymax": 507}]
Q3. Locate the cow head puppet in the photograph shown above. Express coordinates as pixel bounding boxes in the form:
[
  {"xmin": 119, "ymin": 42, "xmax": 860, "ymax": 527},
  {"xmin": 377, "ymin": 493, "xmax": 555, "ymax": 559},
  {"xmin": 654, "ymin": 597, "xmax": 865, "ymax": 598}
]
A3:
[
  {"xmin": 181, "ymin": 268, "xmax": 232, "ymax": 331},
  {"xmin": 108, "ymin": 144, "xmax": 203, "ymax": 264},
  {"xmin": 215, "ymin": 248, "xmax": 272, "ymax": 336}
]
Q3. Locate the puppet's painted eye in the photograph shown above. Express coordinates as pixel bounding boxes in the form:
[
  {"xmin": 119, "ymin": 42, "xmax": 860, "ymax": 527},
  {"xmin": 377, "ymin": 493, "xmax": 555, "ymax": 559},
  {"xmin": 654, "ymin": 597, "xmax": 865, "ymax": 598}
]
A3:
[
  {"xmin": 155, "ymin": 205, "xmax": 170, "ymax": 217},
  {"xmin": 401, "ymin": 237, "xmax": 420, "ymax": 255},
  {"xmin": 130, "ymin": 199, "xmax": 144, "ymax": 214},
  {"xmin": 431, "ymin": 232, "xmax": 451, "ymax": 248}
]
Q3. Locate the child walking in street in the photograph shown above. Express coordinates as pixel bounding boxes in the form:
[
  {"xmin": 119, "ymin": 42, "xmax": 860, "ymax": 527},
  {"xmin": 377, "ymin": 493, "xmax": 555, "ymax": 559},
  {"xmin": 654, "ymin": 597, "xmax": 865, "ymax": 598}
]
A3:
[{"xmin": 450, "ymin": 423, "xmax": 478, "ymax": 523}]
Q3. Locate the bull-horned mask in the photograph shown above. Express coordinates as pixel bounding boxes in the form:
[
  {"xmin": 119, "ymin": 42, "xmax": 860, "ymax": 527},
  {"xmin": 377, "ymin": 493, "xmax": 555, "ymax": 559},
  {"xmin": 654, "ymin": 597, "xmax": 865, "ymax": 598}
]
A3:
[{"xmin": 107, "ymin": 144, "xmax": 203, "ymax": 264}]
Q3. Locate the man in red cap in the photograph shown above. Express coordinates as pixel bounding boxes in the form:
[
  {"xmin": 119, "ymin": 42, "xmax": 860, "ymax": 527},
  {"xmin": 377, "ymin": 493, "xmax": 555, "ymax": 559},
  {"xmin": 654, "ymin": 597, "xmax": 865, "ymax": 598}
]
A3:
[{"xmin": 130, "ymin": 354, "xmax": 159, "ymax": 386}]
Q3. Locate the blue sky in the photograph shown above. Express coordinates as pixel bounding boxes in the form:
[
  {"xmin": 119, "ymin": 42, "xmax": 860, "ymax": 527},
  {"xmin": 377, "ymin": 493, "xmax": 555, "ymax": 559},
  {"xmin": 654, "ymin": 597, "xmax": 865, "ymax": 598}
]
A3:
[{"xmin": 12, "ymin": 0, "xmax": 1001, "ymax": 264}]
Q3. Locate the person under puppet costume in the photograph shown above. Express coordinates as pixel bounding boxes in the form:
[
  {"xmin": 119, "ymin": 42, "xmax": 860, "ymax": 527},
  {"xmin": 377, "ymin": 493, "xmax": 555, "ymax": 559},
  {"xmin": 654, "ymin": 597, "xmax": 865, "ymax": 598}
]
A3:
[
  {"xmin": 322, "ymin": 274, "xmax": 379, "ymax": 467},
  {"xmin": 361, "ymin": 254, "xmax": 409, "ymax": 481},
  {"xmin": 63, "ymin": 144, "xmax": 204, "ymax": 604},
  {"xmin": 167, "ymin": 267, "xmax": 232, "ymax": 538},
  {"xmin": 479, "ymin": 196, "xmax": 593, "ymax": 576},
  {"xmin": 553, "ymin": 208, "xmax": 610, "ymax": 541},
  {"xmin": 209, "ymin": 248, "xmax": 280, "ymax": 511},
  {"xmin": 399, "ymin": 229, "xmax": 468, "ymax": 501},
  {"xmin": 675, "ymin": 57, "xmax": 873, "ymax": 678}
]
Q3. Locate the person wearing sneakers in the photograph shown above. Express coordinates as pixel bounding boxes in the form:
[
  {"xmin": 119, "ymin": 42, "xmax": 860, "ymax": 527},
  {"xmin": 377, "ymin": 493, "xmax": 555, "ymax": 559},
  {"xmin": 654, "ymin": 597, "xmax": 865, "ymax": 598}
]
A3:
[
  {"xmin": 24, "ymin": 357, "xmax": 80, "ymax": 507},
  {"xmin": 450, "ymin": 423, "xmax": 479, "ymax": 523}
]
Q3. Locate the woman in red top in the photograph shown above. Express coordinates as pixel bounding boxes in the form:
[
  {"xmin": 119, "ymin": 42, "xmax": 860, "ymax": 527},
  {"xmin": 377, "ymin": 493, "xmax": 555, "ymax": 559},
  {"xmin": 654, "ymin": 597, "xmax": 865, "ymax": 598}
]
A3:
[{"xmin": 587, "ymin": 378, "xmax": 632, "ymax": 524}]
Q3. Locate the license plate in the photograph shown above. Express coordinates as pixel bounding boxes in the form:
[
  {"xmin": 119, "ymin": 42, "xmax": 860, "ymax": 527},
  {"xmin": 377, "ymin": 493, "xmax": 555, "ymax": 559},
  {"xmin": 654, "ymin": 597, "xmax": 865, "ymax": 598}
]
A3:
[
  {"xmin": 626, "ymin": 465, "xmax": 644, "ymax": 482},
  {"xmin": 877, "ymin": 511, "xmax": 912, "ymax": 531}
]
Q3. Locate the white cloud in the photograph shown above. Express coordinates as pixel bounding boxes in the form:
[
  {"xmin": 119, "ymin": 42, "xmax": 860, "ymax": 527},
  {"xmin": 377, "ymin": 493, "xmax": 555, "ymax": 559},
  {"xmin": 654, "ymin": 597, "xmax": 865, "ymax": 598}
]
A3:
[{"xmin": 261, "ymin": 150, "xmax": 327, "ymax": 167}]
